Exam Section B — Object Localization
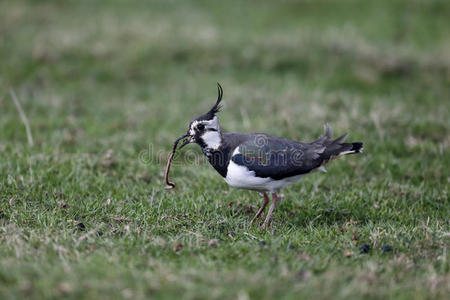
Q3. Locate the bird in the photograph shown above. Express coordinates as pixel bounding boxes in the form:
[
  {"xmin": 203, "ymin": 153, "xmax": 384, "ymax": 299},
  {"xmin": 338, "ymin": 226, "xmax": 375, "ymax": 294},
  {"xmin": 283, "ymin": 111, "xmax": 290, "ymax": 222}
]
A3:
[{"xmin": 176, "ymin": 83, "xmax": 363, "ymax": 228}]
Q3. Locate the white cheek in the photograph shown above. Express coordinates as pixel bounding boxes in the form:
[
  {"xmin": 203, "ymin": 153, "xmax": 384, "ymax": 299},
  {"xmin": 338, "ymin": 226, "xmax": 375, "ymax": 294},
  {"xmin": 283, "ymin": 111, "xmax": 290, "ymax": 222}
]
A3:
[{"xmin": 201, "ymin": 131, "xmax": 221, "ymax": 149}]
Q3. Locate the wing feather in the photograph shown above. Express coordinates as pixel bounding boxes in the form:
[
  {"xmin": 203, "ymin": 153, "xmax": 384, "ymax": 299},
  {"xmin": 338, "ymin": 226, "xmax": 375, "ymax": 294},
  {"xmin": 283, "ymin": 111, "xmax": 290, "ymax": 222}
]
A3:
[{"xmin": 231, "ymin": 134, "xmax": 325, "ymax": 180}]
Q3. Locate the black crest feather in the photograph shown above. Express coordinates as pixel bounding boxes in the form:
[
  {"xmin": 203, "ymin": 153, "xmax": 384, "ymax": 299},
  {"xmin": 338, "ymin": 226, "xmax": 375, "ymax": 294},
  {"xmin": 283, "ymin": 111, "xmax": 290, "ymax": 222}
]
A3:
[
  {"xmin": 209, "ymin": 82, "xmax": 223, "ymax": 115},
  {"xmin": 191, "ymin": 83, "xmax": 224, "ymax": 122}
]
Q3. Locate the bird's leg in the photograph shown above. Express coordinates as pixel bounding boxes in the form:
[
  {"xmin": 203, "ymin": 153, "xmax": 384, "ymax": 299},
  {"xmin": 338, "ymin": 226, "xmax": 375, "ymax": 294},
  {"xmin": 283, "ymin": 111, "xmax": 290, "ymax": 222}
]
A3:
[
  {"xmin": 261, "ymin": 193, "xmax": 279, "ymax": 229},
  {"xmin": 251, "ymin": 192, "xmax": 269, "ymax": 225}
]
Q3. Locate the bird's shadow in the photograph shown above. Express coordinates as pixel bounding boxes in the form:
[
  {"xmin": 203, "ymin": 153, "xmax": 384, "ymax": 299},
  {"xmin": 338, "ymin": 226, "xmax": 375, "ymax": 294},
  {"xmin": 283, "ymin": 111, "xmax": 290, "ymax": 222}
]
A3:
[
  {"xmin": 282, "ymin": 207, "xmax": 363, "ymax": 227},
  {"xmin": 237, "ymin": 201, "xmax": 373, "ymax": 228}
]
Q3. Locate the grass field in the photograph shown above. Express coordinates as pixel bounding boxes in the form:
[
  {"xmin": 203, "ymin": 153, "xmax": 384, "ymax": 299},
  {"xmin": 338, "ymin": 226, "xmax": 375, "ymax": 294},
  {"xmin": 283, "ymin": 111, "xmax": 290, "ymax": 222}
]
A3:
[{"xmin": 0, "ymin": 0, "xmax": 449, "ymax": 299}]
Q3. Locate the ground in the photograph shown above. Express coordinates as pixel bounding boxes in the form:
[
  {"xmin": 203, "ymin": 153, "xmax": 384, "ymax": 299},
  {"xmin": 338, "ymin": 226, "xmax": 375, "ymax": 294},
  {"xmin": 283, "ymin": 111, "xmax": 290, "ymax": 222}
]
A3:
[{"xmin": 0, "ymin": 0, "xmax": 449, "ymax": 299}]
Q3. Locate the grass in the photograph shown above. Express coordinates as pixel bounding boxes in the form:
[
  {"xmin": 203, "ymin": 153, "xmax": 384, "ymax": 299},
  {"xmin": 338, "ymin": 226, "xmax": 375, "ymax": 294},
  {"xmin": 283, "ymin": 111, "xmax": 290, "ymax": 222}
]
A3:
[{"xmin": 0, "ymin": 0, "xmax": 449, "ymax": 299}]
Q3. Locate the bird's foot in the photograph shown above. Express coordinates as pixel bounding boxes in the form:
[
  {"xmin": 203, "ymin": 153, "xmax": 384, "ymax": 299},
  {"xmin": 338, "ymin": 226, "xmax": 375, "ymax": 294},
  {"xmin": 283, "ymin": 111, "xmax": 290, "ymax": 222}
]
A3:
[
  {"xmin": 250, "ymin": 192, "xmax": 269, "ymax": 225},
  {"xmin": 258, "ymin": 192, "xmax": 278, "ymax": 230}
]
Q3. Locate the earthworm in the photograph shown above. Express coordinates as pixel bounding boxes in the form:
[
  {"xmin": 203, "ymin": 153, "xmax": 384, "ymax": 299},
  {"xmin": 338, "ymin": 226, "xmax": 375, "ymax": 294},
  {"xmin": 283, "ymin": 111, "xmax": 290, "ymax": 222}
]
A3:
[{"xmin": 164, "ymin": 134, "xmax": 189, "ymax": 190}]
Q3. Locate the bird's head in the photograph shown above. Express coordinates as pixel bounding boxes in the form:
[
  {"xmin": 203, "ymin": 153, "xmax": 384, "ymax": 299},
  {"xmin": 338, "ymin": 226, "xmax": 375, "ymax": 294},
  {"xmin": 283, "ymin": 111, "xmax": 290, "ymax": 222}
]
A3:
[{"xmin": 178, "ymin": 83, "xmax": 223, "ymax": 150}]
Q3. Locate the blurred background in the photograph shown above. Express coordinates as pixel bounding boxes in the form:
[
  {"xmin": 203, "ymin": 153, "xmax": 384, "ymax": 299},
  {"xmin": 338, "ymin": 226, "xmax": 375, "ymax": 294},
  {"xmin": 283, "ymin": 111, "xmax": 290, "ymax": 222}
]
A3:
[
  {"xmin": 0, "ymin": 0, "xmax": 449, "ymax": 298},
  {"xmin": 1, "ymin": 0, "xmax": 448, "ymax": 157}
]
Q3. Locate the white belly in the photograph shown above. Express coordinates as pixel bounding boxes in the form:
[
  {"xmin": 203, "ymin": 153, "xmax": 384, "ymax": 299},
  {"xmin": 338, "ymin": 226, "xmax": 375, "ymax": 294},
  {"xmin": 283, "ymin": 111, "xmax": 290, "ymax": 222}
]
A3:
[{"xmin": 224, "ymin": 160, "xmax": 304, "ymax": 192}]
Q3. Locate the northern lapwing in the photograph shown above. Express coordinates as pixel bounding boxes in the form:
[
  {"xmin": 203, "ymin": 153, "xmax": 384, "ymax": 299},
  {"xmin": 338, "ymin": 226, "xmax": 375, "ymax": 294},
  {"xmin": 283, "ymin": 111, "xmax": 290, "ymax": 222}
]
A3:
[{"xmin": 174, "ymin": 84, "xmax": 363, "ymax": 228}]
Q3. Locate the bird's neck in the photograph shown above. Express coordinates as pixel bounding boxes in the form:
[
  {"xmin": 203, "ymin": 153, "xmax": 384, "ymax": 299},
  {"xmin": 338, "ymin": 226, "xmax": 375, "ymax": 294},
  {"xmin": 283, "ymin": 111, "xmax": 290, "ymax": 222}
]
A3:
[{"xmin": 199, "ymin": 131, "xmax": 231, "ymax": 178}]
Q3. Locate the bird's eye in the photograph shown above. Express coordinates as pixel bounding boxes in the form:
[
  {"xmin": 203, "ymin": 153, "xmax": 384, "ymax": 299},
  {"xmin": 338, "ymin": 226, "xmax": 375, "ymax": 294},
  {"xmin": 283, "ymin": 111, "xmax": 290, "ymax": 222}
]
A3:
[{"xmin": 197, "ymin": 124, "xmax": 205, "ymax": 130}]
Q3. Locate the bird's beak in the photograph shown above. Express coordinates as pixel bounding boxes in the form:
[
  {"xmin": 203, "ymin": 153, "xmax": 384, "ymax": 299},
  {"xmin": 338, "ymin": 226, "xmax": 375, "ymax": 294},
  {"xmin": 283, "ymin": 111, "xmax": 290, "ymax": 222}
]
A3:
[{"xmin": 178, "ymin": 134, "xmax": 194, "ymax": 149}]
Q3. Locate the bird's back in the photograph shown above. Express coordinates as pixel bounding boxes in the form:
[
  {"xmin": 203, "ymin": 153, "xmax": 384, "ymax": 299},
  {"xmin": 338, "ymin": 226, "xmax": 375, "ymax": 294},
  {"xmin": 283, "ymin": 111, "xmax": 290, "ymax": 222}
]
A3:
[{"xmin": 219, "ymin": 125, "xmax": 362, "ymax": 181}]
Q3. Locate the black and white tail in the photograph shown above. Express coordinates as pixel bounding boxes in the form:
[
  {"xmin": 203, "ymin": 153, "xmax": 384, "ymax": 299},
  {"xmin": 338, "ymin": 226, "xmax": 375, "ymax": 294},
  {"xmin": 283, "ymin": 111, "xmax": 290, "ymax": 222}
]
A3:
[
  {"xmin": 319, "ymin": 124, "xmax": 363, "ymax": 159},
  {"xmin": 347, "ymin": 142, "xmax": 363, "ymax": 154}
]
